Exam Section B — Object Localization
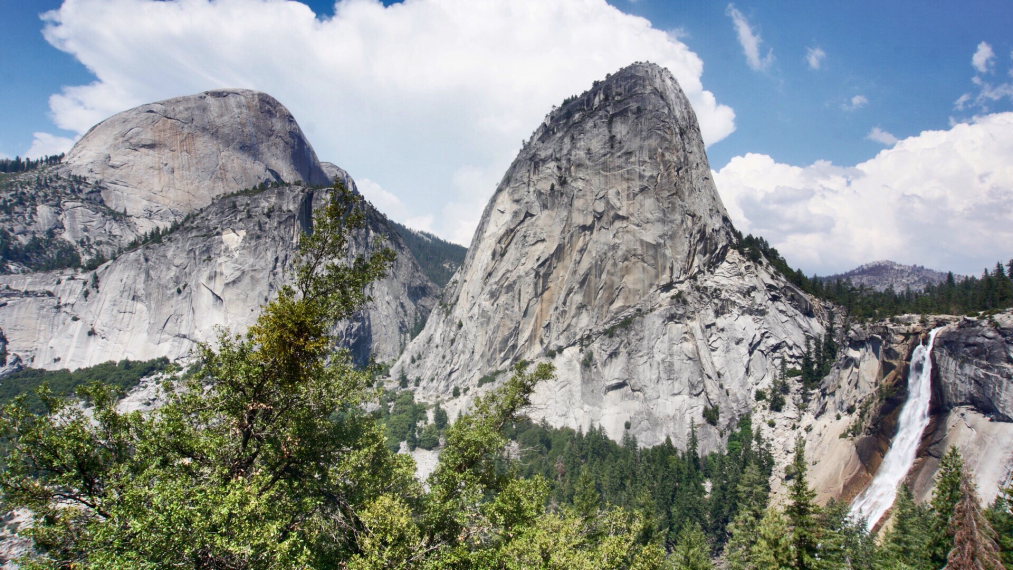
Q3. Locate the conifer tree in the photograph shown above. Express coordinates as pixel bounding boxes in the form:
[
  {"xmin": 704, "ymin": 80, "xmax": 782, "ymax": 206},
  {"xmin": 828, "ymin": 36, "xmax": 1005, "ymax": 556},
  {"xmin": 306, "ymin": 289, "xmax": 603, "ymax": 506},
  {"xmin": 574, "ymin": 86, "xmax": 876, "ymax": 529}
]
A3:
[
  {"xmin": 785, "ymin": 437, "xmax": 821, "ymax": 569},
  {"xmin": 748, "ymin": 507, "xmax": 794, "ymax": 569},
  {"xmin": 946, "ymin": 473, "xmax": 1003, "ymax": 570},
  {"xmin": 878, "ymin": 485, "xmax": 934, "ymax": 569},
  {"xmin": 930, "ymin": 447, "xmax": 967, "ymax": 566},
  {"xmin": 671, "ymin": 521, "xmax": 714, "ymax": 570},
  {"xmin": 985, "ymin": 482, "xmax": 1013, "ymax": 567}
]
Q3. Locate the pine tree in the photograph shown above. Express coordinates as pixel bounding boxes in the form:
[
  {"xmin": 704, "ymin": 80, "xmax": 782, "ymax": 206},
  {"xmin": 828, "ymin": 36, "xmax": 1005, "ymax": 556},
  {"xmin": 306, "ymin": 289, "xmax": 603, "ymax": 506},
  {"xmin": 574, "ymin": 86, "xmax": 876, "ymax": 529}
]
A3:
[
  {"xmin": 985, "ymin": 482, "xmax": 1013, "ymax": 567},
  {"xmin": 946, "ymin": 472, "xmax": 1003, "ymax": 570},
  {"xmin": 748, "ymin": 507, "xmax": 794, "ymax": 569},
  {"xmin": 785, "ymin": 437, "xmax": 821, "ymax": 569},
  {"xmin": 671, "ymin": 521, "xmax": 714, "ymax": 570},
  {"xmin": 930, "ymin": 447, "xmax": 966, "ymax": 566},
  {"xmin": 878, "ymin": 485, "xmax": 934, "ymax": 569}
]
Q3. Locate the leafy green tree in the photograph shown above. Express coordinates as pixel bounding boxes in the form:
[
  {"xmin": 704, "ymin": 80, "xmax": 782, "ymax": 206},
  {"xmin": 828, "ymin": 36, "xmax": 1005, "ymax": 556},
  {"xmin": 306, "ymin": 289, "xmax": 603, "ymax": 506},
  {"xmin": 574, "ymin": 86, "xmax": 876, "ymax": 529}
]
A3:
[{"xmin": 0, "ymin": 183, "xmax": 402, "ymax": 568}]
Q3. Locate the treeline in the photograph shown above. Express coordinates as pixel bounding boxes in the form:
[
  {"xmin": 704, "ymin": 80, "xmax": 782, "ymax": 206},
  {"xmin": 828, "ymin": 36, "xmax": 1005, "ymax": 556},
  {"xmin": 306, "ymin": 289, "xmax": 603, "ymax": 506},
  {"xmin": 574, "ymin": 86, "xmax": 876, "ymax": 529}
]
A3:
[
  {"xmin": 0, "ymin": 154, "xmax": 63, "ymax": 174},
  {"xmin": 735, "ymin": 231, "xmax": 1013, "ymax": 318},
  {"xmin": 0, "ymin": 357, "xmax": 171, "ymax": 414}
]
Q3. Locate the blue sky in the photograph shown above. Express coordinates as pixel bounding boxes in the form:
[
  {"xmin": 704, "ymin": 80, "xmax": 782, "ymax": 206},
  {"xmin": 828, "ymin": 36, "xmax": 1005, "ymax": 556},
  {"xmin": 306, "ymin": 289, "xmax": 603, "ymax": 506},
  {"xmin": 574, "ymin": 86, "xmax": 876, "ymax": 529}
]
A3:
[{"xmin": 2, "ymin": 0, "xmax": 1012, "ymax": 275}]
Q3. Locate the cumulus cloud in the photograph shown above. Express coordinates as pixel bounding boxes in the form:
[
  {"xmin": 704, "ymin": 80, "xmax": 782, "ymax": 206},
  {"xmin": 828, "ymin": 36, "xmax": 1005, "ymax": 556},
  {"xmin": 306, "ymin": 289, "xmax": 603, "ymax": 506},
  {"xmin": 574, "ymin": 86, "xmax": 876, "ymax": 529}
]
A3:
[
  {"xmin": 866, "ymin": 127, "xmax": 898, "ymax": 146},
  {"xmin": 39, "ymin": 0, "xmax": 735, "ymax": 245},
  {"xmin": 726, "ymin": 4, "xmax": 773, "ymax": 71},
  {"xmin": 26, "ymin": 132, "xmax": 77, "ymax": 158},
  {"xmin": 714, "ymin": 113, "xmax": 1013, "ymax": 276},
  {"xmin": 805, "ymin": 46, "xmax": 825, "ymax": 70},
  {"xmin": 842, "ymin": 94, "xmax": 868, "ymax": 111},
  {"xmin": 972, "ymin": 41, "xmax": 995, "ymax": 74}
]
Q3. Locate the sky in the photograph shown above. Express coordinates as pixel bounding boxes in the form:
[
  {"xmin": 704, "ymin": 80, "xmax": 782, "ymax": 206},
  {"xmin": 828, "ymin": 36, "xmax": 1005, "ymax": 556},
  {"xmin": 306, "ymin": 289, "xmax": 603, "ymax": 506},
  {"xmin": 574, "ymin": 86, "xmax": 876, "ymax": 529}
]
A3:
[{"xmin": 1, "ymin": 0, "xmax": 1012, "ymax": 276}]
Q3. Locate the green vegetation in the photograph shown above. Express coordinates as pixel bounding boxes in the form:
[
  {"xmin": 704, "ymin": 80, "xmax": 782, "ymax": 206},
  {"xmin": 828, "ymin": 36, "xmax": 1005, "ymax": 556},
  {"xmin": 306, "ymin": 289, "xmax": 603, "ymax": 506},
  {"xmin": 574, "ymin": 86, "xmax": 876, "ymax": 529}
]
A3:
[
  {"xmin": 0, "ymin": 357, "xmax": 170, "ymax": 414},
  {"xmin": 506, "ymin": 416, "xmax": 773, "ymax": 551},
  {"xmin": 0, "ymin": 184, "xmax": 666, "ymax": 569},
  {"xmin": 735, "ymin": 230, "xmax": 1013, "ymax": 318},
  {"xmin": 388, "ymin": 218, "xmax": 466, "ymax": 288},
  {"xmin": 0, "ymin": 228, "xmax": 81, "ymax": 271},
  {"xmin": 0, "ymin": 154, "xmax": 63, "ymax": 174}
]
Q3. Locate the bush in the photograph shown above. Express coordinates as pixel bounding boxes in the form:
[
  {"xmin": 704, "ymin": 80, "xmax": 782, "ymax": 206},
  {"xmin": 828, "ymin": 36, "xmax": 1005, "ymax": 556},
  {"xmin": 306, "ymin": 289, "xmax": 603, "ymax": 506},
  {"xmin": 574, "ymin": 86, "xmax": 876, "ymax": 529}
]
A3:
[{"xmin": 703, "ymin": 405, "xmax": 720, "ymax": 426}]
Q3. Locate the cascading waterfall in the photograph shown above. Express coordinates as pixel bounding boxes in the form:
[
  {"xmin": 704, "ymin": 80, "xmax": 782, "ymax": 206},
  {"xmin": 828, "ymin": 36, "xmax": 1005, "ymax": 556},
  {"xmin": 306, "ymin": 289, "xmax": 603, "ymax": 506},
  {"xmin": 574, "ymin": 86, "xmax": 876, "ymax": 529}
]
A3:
[{"xmin": 849, "ymin": 327, "xmax": 943, "ymax": 529}]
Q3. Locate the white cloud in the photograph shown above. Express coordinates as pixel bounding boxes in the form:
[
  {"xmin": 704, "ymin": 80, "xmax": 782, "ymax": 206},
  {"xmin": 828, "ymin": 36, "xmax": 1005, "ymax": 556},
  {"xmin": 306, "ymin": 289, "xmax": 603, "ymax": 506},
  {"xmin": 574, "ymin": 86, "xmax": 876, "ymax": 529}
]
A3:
[
  {"xmin": 866, "ymin": 126, "xmax": 898, "ymax": 146},
  {"xmin": 39, "ymin": 0, "xmax": 735, "ymax": 245},
  {"xmin": 805, "ymin": 46, "xmax": 825, "ymax": 70},
  {"xmin": 357, "ymin": 178, "xmax": 434, "ymax": 234},
  {"xmin": 842, "ymin": 94, "xmax": 868, "ymax": 111},
  {"xmin": 26, "ymin": 132, "xmax": 77, "ymax": 158},
  {"xmin": 972, "ymin": 41, "xmax": 995, "ymax": 74},
  {"xmin": 714, "ymin": 112, "xmax": 1013, "ymax": 276},
  {"xmin": 955, "ymin": 43, "xmax": 1013, "ymax": 114},
  {"xmin": 726, "ymin": 4, "xmax": 773, "ymax": 71}
]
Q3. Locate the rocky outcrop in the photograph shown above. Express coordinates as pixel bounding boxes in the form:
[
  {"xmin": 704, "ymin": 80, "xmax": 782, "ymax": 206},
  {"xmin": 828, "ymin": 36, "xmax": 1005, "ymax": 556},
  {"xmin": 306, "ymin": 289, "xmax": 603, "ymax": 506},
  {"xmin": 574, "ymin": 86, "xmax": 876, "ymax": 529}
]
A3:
[
  {"xmin": 0, "ymin": 183, "xmax": 437, "ymax": 371},
  {"xmin": 394, "ymin": 63, "xmax": 828, "ymax": 452},
  {"xmin": 933, "ymin": 313, "xmax": 1013, "ymax": 421},
  {"xmin": 65, "ymin": 89, "xmax": 329, "ymax": 228}
]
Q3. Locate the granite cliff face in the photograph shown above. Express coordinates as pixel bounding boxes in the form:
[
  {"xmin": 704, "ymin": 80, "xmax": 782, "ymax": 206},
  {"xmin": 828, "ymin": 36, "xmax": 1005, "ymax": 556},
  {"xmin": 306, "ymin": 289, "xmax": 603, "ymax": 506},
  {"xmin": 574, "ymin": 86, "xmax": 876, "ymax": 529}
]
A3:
[
  {"xmin": 394, "ymin": 63, "xmax": 828, "ymax": 451},
  {"xmin": 0, "ymin": 91, "xmax": 437, "ymax": 371},
  {"xmin": 802, "ymin": 313, "xmax": 1013, "ymax": 506},
  {"xmin": 65, "ymin": 89, "xmax": 329, "ymax": 228}
]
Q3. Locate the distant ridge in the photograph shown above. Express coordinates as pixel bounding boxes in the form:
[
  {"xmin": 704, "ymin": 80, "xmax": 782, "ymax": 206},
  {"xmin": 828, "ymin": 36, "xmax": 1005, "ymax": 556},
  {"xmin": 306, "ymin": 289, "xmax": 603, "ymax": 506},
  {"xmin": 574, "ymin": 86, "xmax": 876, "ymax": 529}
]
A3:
[{"xmin": 820, "ymin": 260, "xmax": 952, "ymax": 292}]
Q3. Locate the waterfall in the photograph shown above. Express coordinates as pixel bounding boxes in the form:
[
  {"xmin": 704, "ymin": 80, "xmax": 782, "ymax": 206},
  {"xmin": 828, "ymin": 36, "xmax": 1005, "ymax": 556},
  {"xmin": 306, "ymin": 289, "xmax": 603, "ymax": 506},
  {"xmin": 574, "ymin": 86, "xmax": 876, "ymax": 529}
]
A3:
[{"xmin": 849, "ymin": 326, "xmax": 943, "ymax": 529}]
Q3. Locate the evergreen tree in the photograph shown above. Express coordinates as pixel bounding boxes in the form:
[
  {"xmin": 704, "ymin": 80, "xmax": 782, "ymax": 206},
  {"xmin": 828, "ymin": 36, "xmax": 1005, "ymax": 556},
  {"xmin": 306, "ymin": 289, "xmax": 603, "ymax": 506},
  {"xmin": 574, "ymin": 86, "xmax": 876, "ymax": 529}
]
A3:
[
  {"xmin": 785, "ymin": 437, "xmax": 821, "ymax": 569},
  {"xmin": 985, "ymin": 482, "xmax": 1013, "ymax": 567},
  {"xmin": 878, "ymin": 485, "xmax": 934, "ymax": 569},
  {"xmin": 671, "ymin": 521, "xmax": 714, "ymax": 570},
  {"xmin": 930, "ymin": 447, "xmax": 967, "ymax": 566},
  {"xmin": 946, "ymin": 472, "xmax": 1003, "ymax": 570},
  {"xmin": 748, "ymin": 507, "xmax": 794, "ymax": 569}
]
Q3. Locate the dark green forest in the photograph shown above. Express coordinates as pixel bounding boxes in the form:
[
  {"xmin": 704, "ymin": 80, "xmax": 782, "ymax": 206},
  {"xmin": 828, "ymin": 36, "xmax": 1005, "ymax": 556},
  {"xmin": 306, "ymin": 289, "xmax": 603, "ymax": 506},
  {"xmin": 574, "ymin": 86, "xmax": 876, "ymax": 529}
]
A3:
[
  {"xmin": 388, "ymin": 219, "xmax": 467, "ymax": 288},
  {"xmin": 0, "ymin": 357, "xmax": 171, "ymax": 414},
  {"xmin": 736, "ymin": 231, "xmax": 1013, "ymax": 318},
  {"xmin": 0, "ymin": 154, "xmax": 63, "ymax": 174}
]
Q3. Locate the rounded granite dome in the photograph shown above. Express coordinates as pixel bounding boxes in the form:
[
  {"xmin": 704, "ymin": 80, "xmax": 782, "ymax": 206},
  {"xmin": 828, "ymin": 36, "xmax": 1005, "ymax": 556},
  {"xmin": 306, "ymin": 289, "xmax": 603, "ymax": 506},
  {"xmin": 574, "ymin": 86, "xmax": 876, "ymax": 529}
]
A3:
[{"xmin": 65, "ymin": 89, "xmax": 330, "ymax": 222}]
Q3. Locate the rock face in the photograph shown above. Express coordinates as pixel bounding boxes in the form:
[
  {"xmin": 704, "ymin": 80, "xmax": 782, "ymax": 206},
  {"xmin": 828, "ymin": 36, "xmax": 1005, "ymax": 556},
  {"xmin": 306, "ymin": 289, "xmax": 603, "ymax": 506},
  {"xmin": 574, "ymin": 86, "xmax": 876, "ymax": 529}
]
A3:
[
  {"xmin": 0, "ymin": 90, "xmax": 438, "ymax": 371},
  {"xmin": 0, "ymin": 184, "xmax": 437, "ymax": 370},
  {"xmin": 65, "ymin": 89, "xmax": 330, "ymax": 227},
  {"xmin": 803, "ymin": 312, "xmax": 1013, "ymax": 506},
  {"xmin": 820, "ymin": 260, "xmax": 953, "ymax": 292},
  {"xmin": 394, "ymin": 63, "xmax": 828, "ymax": 451}
]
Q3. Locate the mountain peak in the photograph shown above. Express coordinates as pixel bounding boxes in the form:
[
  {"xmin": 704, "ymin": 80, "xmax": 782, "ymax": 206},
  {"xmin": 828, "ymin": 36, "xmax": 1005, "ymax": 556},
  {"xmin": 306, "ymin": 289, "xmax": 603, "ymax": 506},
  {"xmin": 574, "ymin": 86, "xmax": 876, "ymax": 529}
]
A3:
[{"xmin": 64, "ymin": 88, "xmax": 329, "ymax": 223}]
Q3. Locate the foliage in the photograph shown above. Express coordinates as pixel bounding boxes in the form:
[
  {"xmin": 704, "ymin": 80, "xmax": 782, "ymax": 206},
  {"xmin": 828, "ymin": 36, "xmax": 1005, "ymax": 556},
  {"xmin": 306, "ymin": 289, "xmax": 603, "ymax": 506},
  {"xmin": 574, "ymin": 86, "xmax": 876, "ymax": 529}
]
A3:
[
  {"xmin": 506, "ymin": 415, "xmax": 773, "ymax": 552},
  {"xmin": 0, "ymin": 357, "xmax": 170, "ymax": 414},
  {"xmin": 946, "ymin": 472, "xmax": 1004, "ymax": 570},
  {"xmin": 734, "ymin": 230, "xmax": 1013, "ymax": 318},
  {"xmin": 877, "ymin": 485, "xmax": 934, "ymax": 569},
  {"xmin": 929, "ymin": 447, "xmax": 967, "ymax": 566},
  {"xmin": 0, "ymin": 228, "xmax": 81, "ymax": 271},
  {"xmin": 986, "ymin": 482, "xmax": 1013, "ymax": 567},
  {"xmin": 387, "ymin": 218, "xmax": 466, "ymax": 288},
  {"xmin": 0, "ymin": 183, "xmax": 403, "ymax": 567},
  {"xmin": 0, "ymin": 154, "xmax": 63, "ymax": 174}
]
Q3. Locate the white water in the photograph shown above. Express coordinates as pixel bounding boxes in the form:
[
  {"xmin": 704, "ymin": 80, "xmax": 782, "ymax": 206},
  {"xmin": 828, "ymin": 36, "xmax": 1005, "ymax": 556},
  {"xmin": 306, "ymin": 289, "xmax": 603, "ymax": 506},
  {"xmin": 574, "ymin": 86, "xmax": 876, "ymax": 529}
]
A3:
[{"xmin": 849, "ymin": 327, "xmax": 943, "ymax": 529}]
